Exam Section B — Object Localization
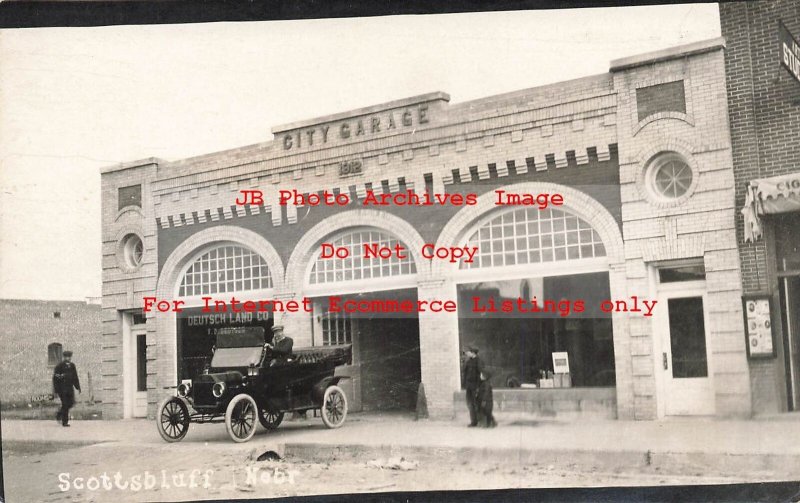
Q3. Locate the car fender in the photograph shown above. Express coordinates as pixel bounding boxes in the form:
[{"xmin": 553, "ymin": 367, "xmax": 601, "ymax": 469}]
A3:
[{"xmin": 311, "ymin": 376, "xmax": 350, "ymax": 404}]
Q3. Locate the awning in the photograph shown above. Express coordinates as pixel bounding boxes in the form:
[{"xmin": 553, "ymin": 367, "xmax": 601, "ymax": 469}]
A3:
[{"xmin": 741, "ymin": 173, "xmax": 800, "ymax": 242}]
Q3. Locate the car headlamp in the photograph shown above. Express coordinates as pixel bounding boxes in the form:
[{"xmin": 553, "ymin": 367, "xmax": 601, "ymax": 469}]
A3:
[
  {"xmin": 248, "ymin": 364, "xmax": 259, "ymax": 377},
  {"xmin": 212, "ymin": 382, "xmax": 226, "ymax": 398},
  {"xmin": 177, "ymin": 379, "xmax": 192, "ymax": 397}
]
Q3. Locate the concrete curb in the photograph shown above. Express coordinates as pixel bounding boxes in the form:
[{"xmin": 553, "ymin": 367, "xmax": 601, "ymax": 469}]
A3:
[{"xmin": 282, "ymin": 442, "xmax": 800, "ymax": 480}]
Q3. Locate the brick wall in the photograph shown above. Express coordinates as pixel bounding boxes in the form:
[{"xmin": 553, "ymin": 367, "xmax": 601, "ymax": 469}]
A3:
[
  {"xmin": 0, "ymin": 299, "xmax": 102, "ymax": 405},
  {"xmin": 613, "ymin": 41, "xmax": 750, "ymax": 418},
  {"xmin": 720, "ymin": 0, "xmax": 800, "ymax": 414},
  {"xmin": 636, "ymin": 81, "xmax": 687, "ymax": 122},
  {"xmin": 100, "ymin": 160, "xmax": 159, "ymax": 419}
]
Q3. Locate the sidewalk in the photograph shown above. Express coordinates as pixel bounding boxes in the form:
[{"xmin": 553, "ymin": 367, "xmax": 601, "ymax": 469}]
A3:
[{"xmin": 3, "ymin": 412, "xmax": 800, "ymax": 478}]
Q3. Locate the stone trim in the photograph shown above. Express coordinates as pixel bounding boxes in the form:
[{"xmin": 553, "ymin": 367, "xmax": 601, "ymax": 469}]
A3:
[
  {"xmin": 115, "ymin": 205, "xmax": 144, "ymax": 222},
  {"xmin": 631, "ymin": 139, "xmax": 701, "ymax": 209},
  {"xmin": 630, "ymin": 76, "xmax": 695, "ymax": 137},
  {"xmin": 149, "ymin": 93, "xmax": 617, "ymax": 193},
  {"xmin": 154, "ymin": 145, "xmax": 614, "ymax": 229},
  {"xmin": 157, "ymin": 226, "xmax": 286, "ymax": 297},
  {"xmin": 432, "ymin": 181, "xmax": 626, "ymax": 277},
  {"xmin": 113, "ymin": 225, "xmax": 146, "ymax": 274}
]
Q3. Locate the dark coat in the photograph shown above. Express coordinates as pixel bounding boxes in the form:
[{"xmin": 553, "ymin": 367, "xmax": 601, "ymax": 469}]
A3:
[
  {"xmin": 53, "ymin": 361, "xmax": 81, "ymax": 395},
  {"xmin": 463, "ymin": 355, "xmax": 484, "ymax": 390},
  {"xmin": 476, "ymin": 380, "xmax": 493, "ymax": 411},
  {"xmin": 271, "ymin": 336, "xmax": 294, "ymax": 358}
]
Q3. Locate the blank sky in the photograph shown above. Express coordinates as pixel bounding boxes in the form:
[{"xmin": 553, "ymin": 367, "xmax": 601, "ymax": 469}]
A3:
[{"xmin": 0, "ymin": 5, "xmax": 721, "ymax": 300}]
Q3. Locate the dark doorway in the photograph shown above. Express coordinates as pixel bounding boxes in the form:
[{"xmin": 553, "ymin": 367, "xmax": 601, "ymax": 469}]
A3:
[
  {"xmin": 776, "ymin": 213, "xmax": 800, "ymax": 411},
  {"xmin": 318, "ymin": 288, "xmax": 421, "ymax": 411}
]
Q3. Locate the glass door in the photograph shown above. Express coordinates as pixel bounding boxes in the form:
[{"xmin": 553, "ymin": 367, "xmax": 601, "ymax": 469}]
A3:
[
  {"xmin": 656, "ymin": 291, "xmax": 715, "ymax": 415},
  {"xmin": 653, "ymin": 262, "xmax": 713, "ymax": 416}
]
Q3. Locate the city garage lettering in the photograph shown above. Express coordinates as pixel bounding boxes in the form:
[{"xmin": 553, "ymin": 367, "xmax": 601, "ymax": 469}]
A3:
[{"xmin": 281, "ymin": 104, "xmax": 430, "ymax": 151}]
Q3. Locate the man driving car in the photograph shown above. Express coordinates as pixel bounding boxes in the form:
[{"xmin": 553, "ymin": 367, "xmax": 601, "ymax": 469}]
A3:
[{"xmin": 266, "ymin": 324, "xmax": 293, "ymax": 365}]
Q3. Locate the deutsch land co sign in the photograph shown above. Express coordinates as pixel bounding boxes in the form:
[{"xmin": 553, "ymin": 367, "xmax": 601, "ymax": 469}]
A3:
[{"xmin": 779, "ymin": 21, "xmax": 800, "ymax": 85}]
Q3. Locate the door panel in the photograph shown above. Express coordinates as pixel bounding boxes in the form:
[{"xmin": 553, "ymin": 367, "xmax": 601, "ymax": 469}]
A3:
[
  {"xmin": 667, "ymin": 297, "xmax": 709, "ymax": 378},
  {"xmin": 132, "ymin": 328, "xmax": 148, "ymax": 417},
  {"xmin": 657, "ymin": 292, "xmax": 714, "ymax": 416}
]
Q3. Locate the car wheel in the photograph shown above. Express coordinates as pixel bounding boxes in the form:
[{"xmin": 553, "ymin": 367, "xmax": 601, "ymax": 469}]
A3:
[
  {"xmin": 320, "ymin": 385, "xmax": 347, "ymax": 429},
  {"xmin": 258, "ymin": 406, "xmax": 284, "ymax": 430},
  {"xmin": 156, "ymin": 397, "xmax": 190, "ymax": 443},
  {"xmin": 225, "ymin": 394, "xmax": 258, "ymax": 443}
]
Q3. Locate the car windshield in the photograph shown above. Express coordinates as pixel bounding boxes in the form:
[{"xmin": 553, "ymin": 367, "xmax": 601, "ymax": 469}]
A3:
[{"xmin": 210, "ymin": 347, "xmax": 263, "ymax": 368}]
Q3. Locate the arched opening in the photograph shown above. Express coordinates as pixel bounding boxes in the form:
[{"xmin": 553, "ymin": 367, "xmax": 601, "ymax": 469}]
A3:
[
  {"xmin": 304, "ymin": 227, "xmax": 421, "ymax": 413},
  {"xmin": 454, "ymin": 205, "xmax": 616, "ymax": 390},
  {"xmin": 174, "ymin": 242, "xmax": 276, "ymax": 381}
]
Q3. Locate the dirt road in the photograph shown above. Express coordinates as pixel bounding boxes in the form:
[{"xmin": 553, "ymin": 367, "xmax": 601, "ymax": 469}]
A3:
[{"xmin": 3, "ymin": 438, "xmax": 762, "ymax": 503}]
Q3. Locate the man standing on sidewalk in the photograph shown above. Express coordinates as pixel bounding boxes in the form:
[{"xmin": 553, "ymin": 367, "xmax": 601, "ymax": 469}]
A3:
[
  {"xmin": 52, "ymin": 350, "xmax": 81, "ymax": 427},
  {"xmin": 462, "ymin": 345, "xmax": 483, "ymax": 427}
]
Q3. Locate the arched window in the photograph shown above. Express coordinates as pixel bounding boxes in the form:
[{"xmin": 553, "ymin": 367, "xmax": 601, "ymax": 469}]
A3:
[
  {"xmin": 460, "ymin": 207, "xmax": 606, "ymax": 270},
  {"xmin": 309, "ymin": 229, "xmax": 416, "ymax": 285},
  {"xmin": 48, "ymin": 342, "xmax": 63, "ymax": 366},
  {"xmin": 178, "ymin": 244, "xmax": 272, "ymax": 297}
]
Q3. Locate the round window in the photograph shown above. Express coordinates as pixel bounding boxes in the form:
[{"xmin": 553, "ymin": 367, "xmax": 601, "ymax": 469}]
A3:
[
  {"xmin": 122, "ymin": 234, "xmax": 144, "ymax": 268},
  {"xmin": 646, "ymin": 153, "xmax": 693, "ymax": 201}
]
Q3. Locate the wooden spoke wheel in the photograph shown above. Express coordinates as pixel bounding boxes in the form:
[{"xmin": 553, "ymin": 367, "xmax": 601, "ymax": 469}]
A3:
[
  {"xmin": 225, "ymin": 394, "xmax": 258, "ymax": 443},
  {"xmin": 156, "ymin": 397, "xmax": 190, "ymax": 443},
  {"xmin": 258, "ymin": 405, "xmax": 284, "ymax": 430},
  {"xmin": 320, "ymin": 385, "xmax": 347, "ymax": 429}
]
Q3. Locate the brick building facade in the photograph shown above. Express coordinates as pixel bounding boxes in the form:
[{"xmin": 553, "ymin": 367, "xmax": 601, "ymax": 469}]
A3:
[
  {"xmin": 0, "ymin": 299, "xmax": 102, "ymax": 406},
  {"xmin": 101, "ymin": 38, "xmax": 751, "ymax": 421},
  {"xmin": 720, "ymin": 1, "xmax": 800, "ymax": 414}
]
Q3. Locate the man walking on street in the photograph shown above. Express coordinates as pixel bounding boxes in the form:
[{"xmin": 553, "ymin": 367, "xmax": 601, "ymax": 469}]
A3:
[
  {"xmin": 53, "ymin": 350, "xmax": 81, "ymax": 427},
  {"xmin": 462, "ymin": 345, "xmax": 483, "ymax": 427}
]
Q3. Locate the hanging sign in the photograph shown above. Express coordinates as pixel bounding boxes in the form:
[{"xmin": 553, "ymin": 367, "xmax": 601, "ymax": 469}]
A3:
[{"xmin": 779, "ymin": 21, "xmax": 800, "ymax": 85}]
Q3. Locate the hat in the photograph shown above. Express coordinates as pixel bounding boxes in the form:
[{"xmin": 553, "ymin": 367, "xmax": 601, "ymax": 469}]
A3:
[
  {"xmin": 63, "ymin": 350, "xmax": 73, "ymax": 357},
  {"xmin": 271, "ymin": 324, "xmax": 284, "ymax": 332}
]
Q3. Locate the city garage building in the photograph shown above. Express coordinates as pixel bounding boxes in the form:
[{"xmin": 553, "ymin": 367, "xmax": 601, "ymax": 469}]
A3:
[{"xmin": 100, "ymin": 38, "xmax": 751, "ymax": 421}]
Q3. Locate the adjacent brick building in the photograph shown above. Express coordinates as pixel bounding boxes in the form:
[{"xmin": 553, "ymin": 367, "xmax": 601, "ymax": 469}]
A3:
[
  {"xmin": 101, "ymin": 38, "xmax": 750, "ymax": 421},
  {"xmin": 0, "ymin": 299, "xmax": 102, "ymax": 407},
  {"xmin": 720, "ymin": 1, "xmax": 800, "ymax": 414}
]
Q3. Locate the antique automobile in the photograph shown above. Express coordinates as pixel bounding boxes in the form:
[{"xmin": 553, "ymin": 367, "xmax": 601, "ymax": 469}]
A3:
[{"xmin": 156, "ymin": 327, "xmax": 352, "ymax": 443}]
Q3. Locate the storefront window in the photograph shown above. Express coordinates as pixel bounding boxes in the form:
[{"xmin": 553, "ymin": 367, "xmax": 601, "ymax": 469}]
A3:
[{"xmin": 457, "ymin": 272, "xmax": 615, "ymax": 389}]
